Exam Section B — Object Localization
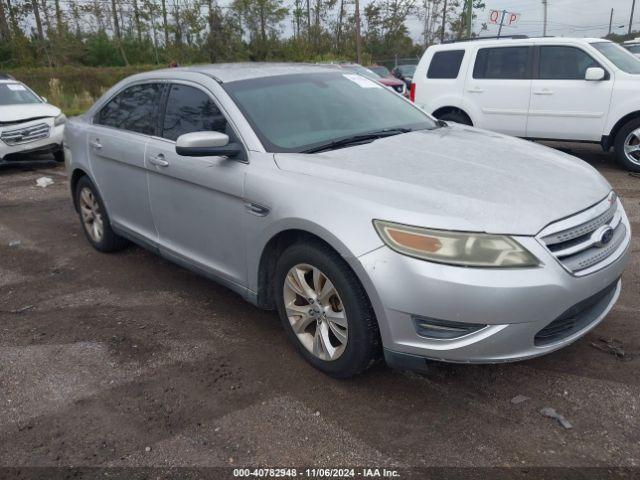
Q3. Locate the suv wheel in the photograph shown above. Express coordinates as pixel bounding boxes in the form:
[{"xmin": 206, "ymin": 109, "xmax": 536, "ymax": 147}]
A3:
[
  {"xmin": 75, "ymin": 176, "xmax": 128, "ymax": 252},
  {"xmin": 274, "ymin": 242, "xmax": 381, "ymax": 378},
  {"xmin": 614, "ymin": 118, "xmax": 640, "ymax": 173}
]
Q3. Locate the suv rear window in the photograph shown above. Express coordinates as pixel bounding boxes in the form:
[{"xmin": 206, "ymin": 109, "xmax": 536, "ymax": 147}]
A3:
[
  {"xmin": 473, "ymin": 47, "xmax": 530, "ymax": 79},
  {"xmin": 427, "ymin": 50, "xmax": 465, "ymax": 79}
]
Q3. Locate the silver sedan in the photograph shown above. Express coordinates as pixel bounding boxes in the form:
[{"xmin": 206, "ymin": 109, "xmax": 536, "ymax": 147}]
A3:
[{"xmin": 64, "ymin": 63, "xmax": 631, "ymax": 377}]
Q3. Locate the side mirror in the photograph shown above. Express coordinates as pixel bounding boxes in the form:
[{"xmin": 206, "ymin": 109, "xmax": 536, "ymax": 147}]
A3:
[
  {"xmin": 41, "ymin": 96, "xmax": 48, "ymax": 103},
  {"xmin": 585, "ymin": 67, "xmax": 605, "ymax": 81},
  {"xmin": 175, "ymin": 131, "xmax": 242, "ymax": 157}
]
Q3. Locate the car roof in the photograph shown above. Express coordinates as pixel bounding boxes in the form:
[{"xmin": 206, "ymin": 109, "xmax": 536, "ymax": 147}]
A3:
[
  {"xmin": 430, "ymin": 37, "xmax": 611, "ymax": 50},
  {"xmin": 142, "ymin": 62, "xmax": 343, "ymax": 83}
]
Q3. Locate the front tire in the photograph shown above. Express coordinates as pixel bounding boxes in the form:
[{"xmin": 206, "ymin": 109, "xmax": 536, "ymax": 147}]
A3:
[
  {"xmin": 614, "ymin": 118, "xmax": 640, "ymax": 172},
  {"xmin": 274, "ymin": 241, "xmax": 381, "ymax": 378},
  {"xmin": 75, "ymin": 176, "xmax": 128, "ymax": 253}
]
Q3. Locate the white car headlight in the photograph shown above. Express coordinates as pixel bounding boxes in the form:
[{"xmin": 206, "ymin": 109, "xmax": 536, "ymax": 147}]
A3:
[
  {"xmin": 54, "ymin": 113, "xmax": 67, "ymax": 126},
  {"xmin": 374, "ymin": 220, "xmax": 540, "ymax": 268}
]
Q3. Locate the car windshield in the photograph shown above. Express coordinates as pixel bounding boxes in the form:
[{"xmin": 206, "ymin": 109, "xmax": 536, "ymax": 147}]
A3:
[
  {"xmin": 591, "ymin": 42, "xmax": 640, "ymax": 74},
  {"xmin": 398, "ymin": 65, "xmax": 416, "ymax": 76},
  {"xmin": 0, "ymin": 83, "xmax": 42, "ymax": 106},
  {"xmin": 369, "ymin": 66, "xmax": 391, "ymax": 77},
  {"xmin": 223, "ymin": 72, "xmax": 436, "ymax": 153}
]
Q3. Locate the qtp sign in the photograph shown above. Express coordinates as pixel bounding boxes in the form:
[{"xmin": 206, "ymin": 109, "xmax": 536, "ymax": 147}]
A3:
[{"xmin": 488, "ymin": 9, "xmax": 520, "ymax": 26}]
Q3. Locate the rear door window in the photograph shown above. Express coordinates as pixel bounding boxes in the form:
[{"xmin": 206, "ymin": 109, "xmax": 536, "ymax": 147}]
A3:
[
  {"xmin": 96, "ymin": 83, "xmax": 163, "ymax": 135},
  {"xmin": 161, "ymin": 84, "xmax": 228, "ymax": 141},
  {"xmin": 427, "ymin": 50, "xmax": 465, "ymax": 79},
  {"xmin": 473, "ymin": 47, "xmax": 531, "ymax": 79}
]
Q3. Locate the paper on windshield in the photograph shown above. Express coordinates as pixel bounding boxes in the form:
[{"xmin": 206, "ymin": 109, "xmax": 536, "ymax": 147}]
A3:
[
  {"xmin": 342, "ymin": 74, "xmax": 382, "ymax": 89},
  {"xmin": 7, "ymin": 84, "xmax": 26, "ymax": 91}
]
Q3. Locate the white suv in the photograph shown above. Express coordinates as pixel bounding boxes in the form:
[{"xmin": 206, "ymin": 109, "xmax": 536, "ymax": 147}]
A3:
[{"xmin": 411, "ymin": 37, "xmax": 640, "ymax": 172}]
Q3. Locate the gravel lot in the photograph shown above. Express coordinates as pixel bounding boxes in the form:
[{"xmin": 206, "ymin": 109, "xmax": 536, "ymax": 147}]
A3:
[{"xmin": 0, "ymin": 144, "xmax": 639, "ymax": 476}]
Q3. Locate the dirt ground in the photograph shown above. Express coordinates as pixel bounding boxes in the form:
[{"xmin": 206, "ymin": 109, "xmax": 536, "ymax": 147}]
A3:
[{"xmin": 0, "ymin": 144, "xmax": 639, "ymax": 477}]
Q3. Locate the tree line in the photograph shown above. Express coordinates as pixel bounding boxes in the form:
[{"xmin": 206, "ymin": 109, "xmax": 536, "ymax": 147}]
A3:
[{"xmin": 0, "ymin": 0, "xmax": 484, "ymax": 68}]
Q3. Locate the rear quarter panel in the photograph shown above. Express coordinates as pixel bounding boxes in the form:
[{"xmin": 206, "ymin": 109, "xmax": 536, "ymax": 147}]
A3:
[
  {"xmin": 64, "ymin": 115, "xmax": 91, "ymax": 181},
  {"xmin": 413, "ymin": 46, "xmax": 470, "ymax": 117}
]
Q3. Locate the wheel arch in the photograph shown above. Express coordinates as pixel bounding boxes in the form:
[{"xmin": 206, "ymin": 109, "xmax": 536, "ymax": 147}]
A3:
[
  {"xmin": 70, "ymin": 167, "xmax": 89, "ymax": 212},
  {"xmin": 604, "ymin": 110, "xmax": 640, "ymax": 150},
  {"xmin": 432, "ymin": 106, "xmax": 473, "ymax": 125},
  {"xmin": 255, "ymin": 226, "xmax": 355, "ymax": 310}
]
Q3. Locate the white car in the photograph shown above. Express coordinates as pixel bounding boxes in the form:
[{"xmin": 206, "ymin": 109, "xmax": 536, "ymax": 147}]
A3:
[
  {"xmin": 0, "ymin": 78, "xmax": 66, "ymax": 164},
  {"xmin": 411, "ymin": 37, "xmax": 640, "ymax": 172}
]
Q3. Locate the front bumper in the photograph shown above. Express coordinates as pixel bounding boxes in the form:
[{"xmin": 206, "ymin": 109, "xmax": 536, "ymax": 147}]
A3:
[
  {"xmin": 355, "ymin": 211, "xmax": 631, "ymax": 366},
  {"xmin": 0, "ymin": 120, "xmax": 63, "ymax": 161}
]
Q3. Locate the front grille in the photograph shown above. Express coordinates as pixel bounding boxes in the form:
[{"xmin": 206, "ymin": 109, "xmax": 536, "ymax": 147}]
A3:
[
  {"xmin": 0, "ymin": 122, "xmax": 50, "ymax": 146},
  {"xmin": 534, "ymin": 279, "xmax": 619, "ymax": 346},
  {"xmin": 539, "ymin": 193, "xmax": 626, "ymax": 275}
]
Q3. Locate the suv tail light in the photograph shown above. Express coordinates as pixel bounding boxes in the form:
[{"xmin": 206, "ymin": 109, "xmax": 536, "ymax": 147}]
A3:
[{"xmin": 410, "ymin": 83, "xmax": 416, "ymax": 102}]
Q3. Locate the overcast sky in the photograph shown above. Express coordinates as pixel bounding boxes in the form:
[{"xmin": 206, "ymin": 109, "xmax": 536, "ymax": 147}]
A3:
[{"xmin": 405, "ymin": 0, "xmax": 640, "ymax": 41}]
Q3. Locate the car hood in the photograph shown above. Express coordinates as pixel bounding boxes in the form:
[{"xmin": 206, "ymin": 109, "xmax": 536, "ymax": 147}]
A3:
[
  {"xmin": 0, "ymin": 104, "xmax": 60, "ymax": 124},
  {"xmin": 273, "ymin": 125, "xmax": 612, "ymax": 236}
]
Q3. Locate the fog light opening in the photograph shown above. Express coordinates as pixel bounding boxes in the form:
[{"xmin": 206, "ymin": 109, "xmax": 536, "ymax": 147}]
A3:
[{"xmin": 412, "ymin": 316, "xmax": 487, "ymax": 340}]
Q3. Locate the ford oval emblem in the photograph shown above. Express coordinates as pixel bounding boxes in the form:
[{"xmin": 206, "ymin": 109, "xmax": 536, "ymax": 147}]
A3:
[{"xmin": 595, "ymin": 226, "xmax": 614, "ymax": 248}]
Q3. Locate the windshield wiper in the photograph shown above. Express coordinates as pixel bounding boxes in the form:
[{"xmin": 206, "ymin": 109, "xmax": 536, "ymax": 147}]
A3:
[{"xmin": 302, "ymin": 128, "xmax": 412, "ymax": 153}]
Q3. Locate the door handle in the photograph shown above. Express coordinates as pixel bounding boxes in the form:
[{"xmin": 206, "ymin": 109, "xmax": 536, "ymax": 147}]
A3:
[
  {"xmin": 467, "ymin": 87, "xmax": 484, "ymax": 93},
  {"xmin": 533, "ymin": 89, "xmax": 554, "ymax": 95},
  {"xmin": 149, "ymin": 153, "xmax": 169, "ymax": 167},
  {"xmin": 89, "ymin": 139, "xmax": 102, "ymax": 150}
]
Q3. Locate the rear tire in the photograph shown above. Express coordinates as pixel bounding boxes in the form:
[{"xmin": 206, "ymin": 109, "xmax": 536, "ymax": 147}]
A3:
[
  {"xmin": 75, "ymin": 176, "xmax": 128, "ymax": 253},
  {"xmin": 614, "ymin": 118, "xmax": 640, "ymax": 172},
  {"xmin": 435, "ymin": 109, "xmax": 472, "ymax": 126},
  {"xmin": 274, "ymin": 241, "xmax": 381, "ymax": 378}
]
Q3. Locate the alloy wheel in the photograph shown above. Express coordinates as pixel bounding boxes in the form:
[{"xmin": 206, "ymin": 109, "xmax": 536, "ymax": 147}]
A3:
[
  {"xmin": 282, "ymin": 263, "xmax": 348, "ymax": 361},
  {"xmin": 623, "ymin": 128, "xmax": 640, "ymax": 167},
  {"xmin": 79, "ymin": 187, "xmax": 104, "ymax": 243}
]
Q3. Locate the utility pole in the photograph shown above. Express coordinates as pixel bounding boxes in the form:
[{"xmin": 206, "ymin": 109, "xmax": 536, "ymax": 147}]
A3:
[
  {"xmin": 609, "ymin": 8, "xmax": 614, "ymax": 36},
  {"xmin": 466, "ymin": 0, "xmax": 472, "ymax": 38},
  {"xmin": 629, "ymin": 0, "xmax": 636, "ymax": 35},
  {"xmin": 440, "ymin": 0, "xmax": 447, "ymax": 42},
  {"xmin": 542, "ymin": 0, "xmax": 548, "ymax": 36},
  {"xmin": 355, "ymin": 0, "xmax": 362, "ymax": 64},
  {"xmin": 496, "ymin": 9, "xmax": 506, "ymax": 38}
]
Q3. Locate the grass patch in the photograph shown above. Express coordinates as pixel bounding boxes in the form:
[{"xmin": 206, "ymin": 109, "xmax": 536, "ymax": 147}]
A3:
[{"xmin": 5, "ymin": 65, "xmax": 162, "ymax": 116}]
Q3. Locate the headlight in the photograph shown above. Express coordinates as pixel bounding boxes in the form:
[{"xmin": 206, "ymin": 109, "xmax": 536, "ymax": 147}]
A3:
[
  {"xmin": 54, "ymin": 114, "xmax": 67, "ymax": 126},
  {"xmin": 373, "ymin": 220, "xmax": 540, "ymax": 268}
]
